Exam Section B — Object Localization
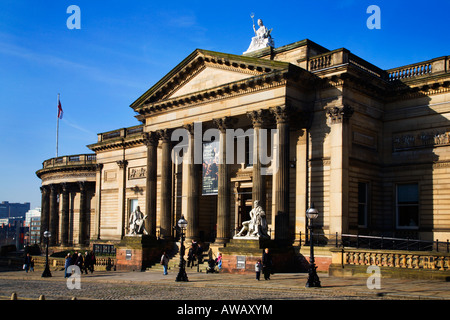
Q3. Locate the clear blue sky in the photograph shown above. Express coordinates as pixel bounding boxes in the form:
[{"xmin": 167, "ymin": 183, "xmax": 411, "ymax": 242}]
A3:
[{"xmin": 0, "ymin": 0, "xmax": 448, "ymax": 209}]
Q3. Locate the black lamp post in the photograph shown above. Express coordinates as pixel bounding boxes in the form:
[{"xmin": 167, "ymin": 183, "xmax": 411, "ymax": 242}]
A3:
[
  {"xmin": 175, "ymin": 216, "xmax": 188, "ymax": 282},
  {"xmin": 305, "ymin": 204, "xmax": 321, "ymax": 288},
  {"xmin": 41, "ymin": 230, "xmax": 52, "ymax": 278}
]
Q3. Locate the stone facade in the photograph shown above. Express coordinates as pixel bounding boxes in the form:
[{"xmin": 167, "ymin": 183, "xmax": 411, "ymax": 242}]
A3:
[{"xmin": 36, "ymin": 39, "xmax": 450, "ymax": 258}]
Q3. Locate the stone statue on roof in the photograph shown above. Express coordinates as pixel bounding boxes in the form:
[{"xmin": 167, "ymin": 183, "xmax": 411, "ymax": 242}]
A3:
[{"xmin": 244, "ymin": 15, "xmax": 274, "ymax": 54}]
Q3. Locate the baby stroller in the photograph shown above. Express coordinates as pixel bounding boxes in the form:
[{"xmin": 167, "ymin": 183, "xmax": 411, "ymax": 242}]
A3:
[{"xmin": 206, "ymin": 258, "xmax": 217, "ymax": 273}]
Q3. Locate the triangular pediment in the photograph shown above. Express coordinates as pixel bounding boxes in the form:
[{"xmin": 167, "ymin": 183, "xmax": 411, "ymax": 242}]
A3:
[
  {"xmin": 168, "ymin": 65, "xmax": 257, "ymax": 99},
  {"xmin": 130, "ymin": 49, "xmax": 291, "ymax": 110}
]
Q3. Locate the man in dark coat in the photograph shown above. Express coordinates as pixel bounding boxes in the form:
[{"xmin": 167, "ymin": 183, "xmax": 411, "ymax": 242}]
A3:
[{"xmin": 262, "ymin": 248, "xmax": 272, "ymax": 280}]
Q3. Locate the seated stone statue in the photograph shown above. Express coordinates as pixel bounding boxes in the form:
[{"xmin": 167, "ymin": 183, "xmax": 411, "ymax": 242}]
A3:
[
  {"xmin": 128, "ymin": 206, "xmax": 148, "ymax": 235},
  {"xmin": 244, "ymin": 19, "xmax": 274, "ymax": 54},
  {"xmin": 236, "ymin": 200, "xmax": 269, "ymax": 238}
]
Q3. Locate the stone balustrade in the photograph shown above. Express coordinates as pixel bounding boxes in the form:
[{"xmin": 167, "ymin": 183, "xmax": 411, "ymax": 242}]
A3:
[
  {"xmin": 42, "ymin": 154, "xmax": 96, "ymax": 169},
  {"xmin": 307, "ymin": 49, "xmax": 449, "ymax": 83},
  {"xmin": 31, "ymin": 255, "xmax": 116, "ymax": 270},
  {"xmin": 98, "ymin": 125, "xmax": 143, "ymax": 142},
  {"xmin": 331, "ymin": 248, "xmax": 450, "ymax": 273},
  {"xmin": 387, "ymin": 56, "xmax": 449, "ymax": 81}
]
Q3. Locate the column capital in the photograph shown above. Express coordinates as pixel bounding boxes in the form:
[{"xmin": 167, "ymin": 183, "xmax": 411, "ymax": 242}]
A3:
[
  {"xmin": 247, "ymin": 109, "xmax": 270, "ymax": 128},
  {"xmin": 40, "ymin": 186, "xmax": 49, "ymax": 194},
  {"xmin": 78, "ymin": 181, "xmax": 86, "ymax": 191},
  {"xmin": 213, "ymin": 116, "xmax": 233, "ymax": 132},
  {"xmin": 95, "ymin": 163, "xmax": 104, "ymax": 172},
  {"xmin": 116, "ymin": 160, "xmax": 128, "ymax": 169},
  {"xmin": 143, "ymin": 131, "xmax": 159, "ymax": 147},
  {"xmin": 157, "ymin": 128, "xmax": 173, "ymax": 142},
  {"xmin": 326, "ymin": 105, "xmax": 354, "ymax": 124},
  {"xmin": 271, "ymin": 105, "xmax": 292, "ymax": 124},
  {"xmin": 61, "ymin": 182, "xmax": 69, "ymax": 193}
]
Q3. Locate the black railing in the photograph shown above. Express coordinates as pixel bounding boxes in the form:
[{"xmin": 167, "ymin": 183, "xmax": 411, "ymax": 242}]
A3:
[{"xmin": 297, "ymin": 232, "xmax": 449, "ymax": 253}]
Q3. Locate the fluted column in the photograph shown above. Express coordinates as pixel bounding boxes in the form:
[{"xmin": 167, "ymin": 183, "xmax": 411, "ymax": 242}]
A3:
[
  {"xmin": 183, "ymin": 124, "xmax": 200, "ymax": 241},
  {"xmin": 158, "ymin": 129, "xmax": 173, "ymax": 239},
  {"xmin": 48, "ymin": 184, "xmax": 58, "ymax": 246},
  {"xmin": 60, "ymin": 183, "xmax": 70, "ymax": 246},
  {"xmin": 144, "ymin": 132, "xmax": 158, "ymax": 237},
  {"xmin": 78, "ymin": 181, "xmax": 88, "ymax": 246},
  {"xmin": 272, "ymin": 106, "xmax": 291, "ymax": 241},
  {"xmin": 213, "ymin": 117, "xmax": 232, "ymax": 244},
  {"xmin": 39, "ymin": 186, "xmax": 50, "ymax": 244},
  {"xmin": 247, "ymin": 109, "xmax": 269, "ymax": 211}
]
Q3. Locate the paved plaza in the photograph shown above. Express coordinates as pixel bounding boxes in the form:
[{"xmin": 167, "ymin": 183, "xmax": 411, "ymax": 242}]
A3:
[{"xmin": 0, "ymin": 267, "xmax": 448, "ymax": 301}]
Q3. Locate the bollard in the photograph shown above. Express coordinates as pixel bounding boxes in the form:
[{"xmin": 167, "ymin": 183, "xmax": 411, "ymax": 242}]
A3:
[
  {"xmin": 11, "ymin": 292, "xmax": 17, "ymax": 300},
  {"xmin": 39, "ymin": 295, "xmax": 45, "ymax": 300}
]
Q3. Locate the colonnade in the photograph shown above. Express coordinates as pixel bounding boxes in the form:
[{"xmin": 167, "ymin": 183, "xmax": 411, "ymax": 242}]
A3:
[
  {"xmin": 143, "ymin": 105, "xmax": 294, "ymax": 243},
  {"xmin": 40, "ymin": 182, "xmax": 94, "ymax": 246}
]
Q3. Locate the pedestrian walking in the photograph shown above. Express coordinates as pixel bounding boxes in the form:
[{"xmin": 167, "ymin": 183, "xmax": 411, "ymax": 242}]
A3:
[
  {"xmin": 216, "ymin": 252, "xmax": 222, "ymax": 270},
  {"xmin": 71, "ymin": 251, "xmax": 78, "ymax": 265},
  {"xmin": 262, "ymin": 248, "xmax": 272, "ymax": 280},
  {"xmin": 187, "ymin": 245, "xmax": 195, "ymax": 268},
  {"xmin": 64, "ymin": 253, "xmax": 72, "ymax": 278},
  {"xmin": 75, "ymin": 252, "xmax": 84, "ymax": 273},
  {"xmin": 30, "ymin": 256, "xmax": 34, "ymax": 272},
  {"xmin": 160, "ymin": 251, "xmax": 169, "ymax": 275},
  {"xmin": 89, "ymin": 251, "xmax": 96, "ymax": 273},
  {"xmin": 23, "ymin": 253, "xmax": 32, "ymax": 273},
  {"xmin": 255, "ymin": 259, "xmax": 262, "ymax": 280},
  {"xmin": 84, "ymin": 251, "xmax": 91, "ymax": 274},
  {"xmin": 197, "ymin": 243, "xmax": 204, "ymax": 265}
]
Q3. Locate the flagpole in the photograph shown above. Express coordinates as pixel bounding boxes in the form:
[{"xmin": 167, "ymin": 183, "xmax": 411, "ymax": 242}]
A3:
[{"xmin": 56, "ymin": 93, "xmax": 60, "ymax": 158}]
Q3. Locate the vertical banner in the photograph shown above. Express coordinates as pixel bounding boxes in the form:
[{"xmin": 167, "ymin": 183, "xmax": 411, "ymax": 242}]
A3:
[{"xmin": 202, "ymin": 140, "xmax": 220, "ymax": 195}]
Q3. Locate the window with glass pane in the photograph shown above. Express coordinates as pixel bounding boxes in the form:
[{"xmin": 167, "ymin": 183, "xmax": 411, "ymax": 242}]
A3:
[
  {"xmin": 396, "ymin": 183, "xmax": 419, "ymax": 228},
  {"xmin": 358, "ymin": 182, "xmax": 368, "ymax": 227}
]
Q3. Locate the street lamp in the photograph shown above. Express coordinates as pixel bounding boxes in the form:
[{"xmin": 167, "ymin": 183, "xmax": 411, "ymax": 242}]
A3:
[
  {"xmin": 305, "ymin": 203, "xmax": 321, "ymax": 288},
  {"xmin": 175, "ymin": 216, "xmax": 188, "ymax": 282},
  {"xmin": 41, "ymin": 230, "xmax": 52, "ymax": 278}
]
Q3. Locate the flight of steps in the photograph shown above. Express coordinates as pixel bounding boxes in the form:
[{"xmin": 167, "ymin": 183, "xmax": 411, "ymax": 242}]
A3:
[{"xmin": 147, "ymin": 242, "xmax": 212, "ymax": 273}]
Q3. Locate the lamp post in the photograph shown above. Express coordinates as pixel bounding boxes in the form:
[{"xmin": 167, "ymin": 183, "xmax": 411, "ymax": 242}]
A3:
[
  {"xmin": 305, "ymin": 203, "xmax": 321, "ymax": 288},
  {"xmin": 41, "ymin": 230, "xmax": 52, "ymax": 278},
  {"xmin": 175, "ymin": 216, "xmax": 188, "ymax": 282}
]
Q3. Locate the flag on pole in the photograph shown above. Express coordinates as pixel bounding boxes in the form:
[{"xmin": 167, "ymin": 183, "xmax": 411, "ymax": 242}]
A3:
[{"xmin": 57, "ymin": 99, "xmax": 63, "ymax": 119}]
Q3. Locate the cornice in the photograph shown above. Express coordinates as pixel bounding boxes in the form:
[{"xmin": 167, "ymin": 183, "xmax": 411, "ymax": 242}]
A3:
[
  {"xmin": 136, "ymin": 70, "xmax": 290, "ymax": 117},
  {"xmin": 130, "ymin": 49, "xmax": 291, "ymax": 111},
  {"xmin": 88, "ymin": 134, "xmax": 146, "ymax": 152}
]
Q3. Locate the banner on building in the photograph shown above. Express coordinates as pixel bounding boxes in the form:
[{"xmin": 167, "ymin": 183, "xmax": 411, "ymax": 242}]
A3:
[{"xmin": 202, "ymin": 140, "xmax": 219, "ymax": 195}]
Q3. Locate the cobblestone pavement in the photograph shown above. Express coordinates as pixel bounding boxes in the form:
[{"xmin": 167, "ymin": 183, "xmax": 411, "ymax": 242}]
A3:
[{"xmin": 0, "ymin": 267, "xmax": 448, "ymax": 301}]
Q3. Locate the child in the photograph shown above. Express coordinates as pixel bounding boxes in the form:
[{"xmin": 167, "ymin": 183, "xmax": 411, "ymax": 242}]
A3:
[{"xmin": 255, "ymin": 259, "xmax": 262, "ymax": 281}]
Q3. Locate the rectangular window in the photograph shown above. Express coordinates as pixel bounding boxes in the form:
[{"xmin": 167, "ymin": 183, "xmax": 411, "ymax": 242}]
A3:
[
  {"xmin": 396, "ymin": 183, "xmax": 419, "ymax": 229},
  {"xmin": 358, "ymin": 182, "xmax": 368, "ymax": 227}
]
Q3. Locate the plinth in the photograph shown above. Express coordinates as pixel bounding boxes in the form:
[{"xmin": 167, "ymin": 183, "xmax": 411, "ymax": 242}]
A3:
[
  {"xmin": 115, "ymin": 235, "xmax": 169, "ymax": 271},
  {"xmin": 219, "ymin": 238, "xmax": 296, "ymax": 274}
]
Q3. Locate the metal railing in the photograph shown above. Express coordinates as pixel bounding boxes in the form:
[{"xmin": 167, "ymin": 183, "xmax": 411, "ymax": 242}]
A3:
[{"xmin": 297, "ymin": 232, "xmax": 449, "ymax": 253}]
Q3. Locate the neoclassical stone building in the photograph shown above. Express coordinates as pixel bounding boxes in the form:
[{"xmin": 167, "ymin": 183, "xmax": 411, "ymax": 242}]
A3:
[{"xmin": 37, "ymin": 38, "xmax": 450, "ymax": 257}]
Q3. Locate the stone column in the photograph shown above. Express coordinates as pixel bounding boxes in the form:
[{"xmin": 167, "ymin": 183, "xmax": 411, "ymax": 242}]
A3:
[
  {"xmin": 116, "ymin": 160, "xmax": 127, "ymax": 238},
  {"xmin": 247, "ymin": 109, "xmax": 268, "ymax": 211},
  {"xmin": 48, "ymin": 184, "xmax": 58, "ymax": 246},
  {"xmin": 158, "ymin": 129, "xmax": 173, "ymax": 239},
  {"xmin": 271, "ymin": 106, "xmax": 291, "ymax": 241},
  {"xmin": 183, "ymin": 124, "xmax": 200, "ymax": 241},
  {"xmin": 144, "ymin": 132, "xmax": 158, "ymax": 237},
  {"xmin": 93, "ymin": 164, "xmax": 103, "ymax": 240},
  {"xmin": 327, "ymin": 105, "xmax": 353, "ymax": 236},
  {"xmin": 60, "ymin": 183, "xmax": 70, "ymax": 246},
  {"xmin": 78, "ymin": 181, "xmax": 87, "ymax": 246},
  {"xmin": 213, "ymin": 117, "xmax": 232, "ymax": 244},
  {"xmin": 39, "ymin": 186, "xmax": 50, "ymax": 244}
]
